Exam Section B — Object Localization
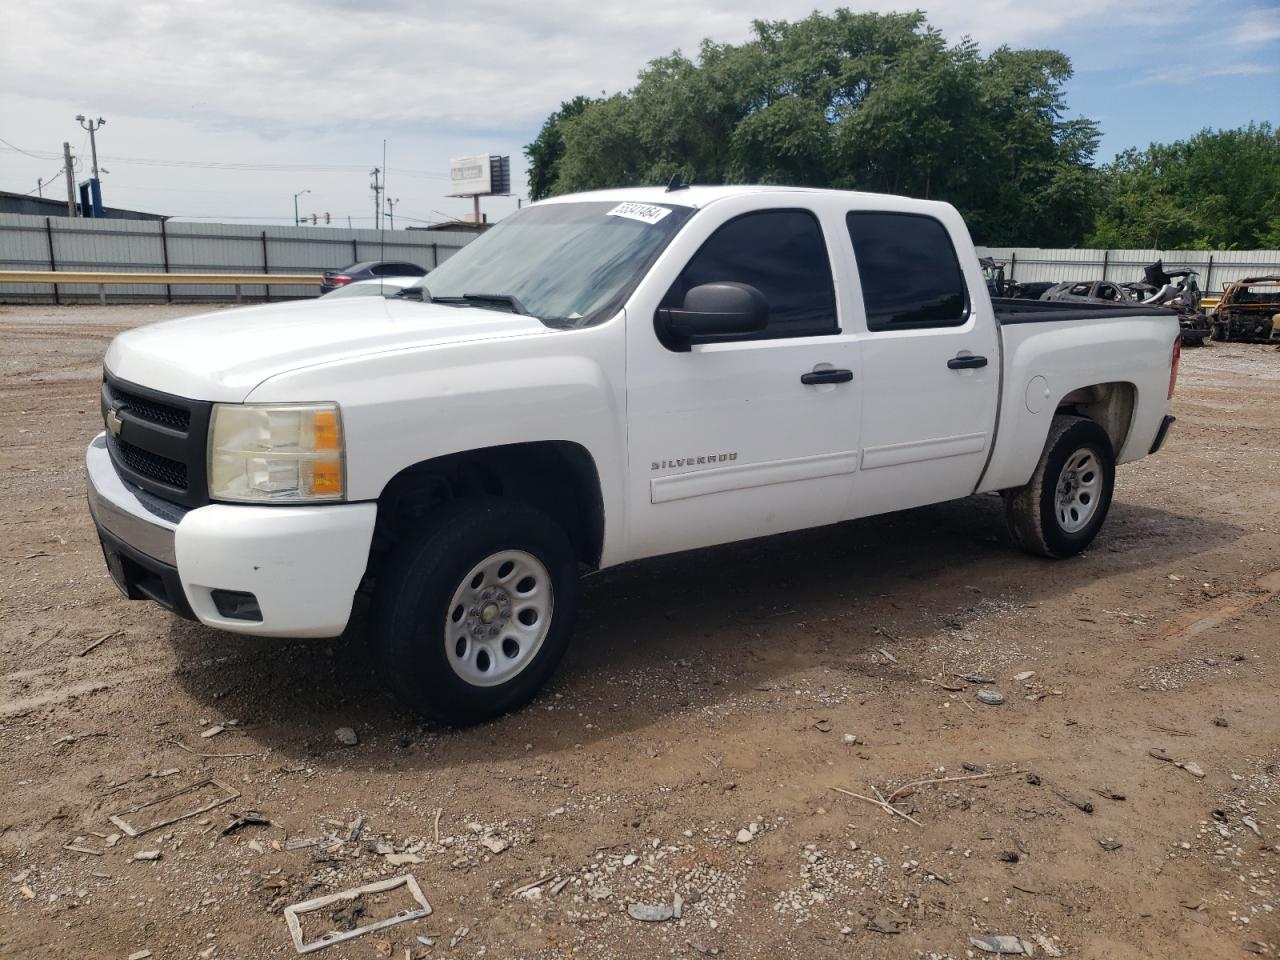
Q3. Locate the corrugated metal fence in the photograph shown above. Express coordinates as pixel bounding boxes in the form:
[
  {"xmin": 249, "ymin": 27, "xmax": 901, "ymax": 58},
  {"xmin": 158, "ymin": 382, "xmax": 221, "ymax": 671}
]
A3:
[
  {"xmin": 974, "ymin": 247, "xmax": 1280, "ymax": 292},
  {"xmin": 0, "ymin": 213, "xmax": 476, "ymax": 303},
  {"xmin": 2, "ymin": 213, "xmax": 1277, "ymax": 304}
]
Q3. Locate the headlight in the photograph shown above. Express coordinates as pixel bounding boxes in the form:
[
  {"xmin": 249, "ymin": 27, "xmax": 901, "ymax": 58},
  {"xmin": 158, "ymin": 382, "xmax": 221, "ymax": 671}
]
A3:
[{"xmin": 208, "ymin": 403, "xmax": 345, "ymax": 503}]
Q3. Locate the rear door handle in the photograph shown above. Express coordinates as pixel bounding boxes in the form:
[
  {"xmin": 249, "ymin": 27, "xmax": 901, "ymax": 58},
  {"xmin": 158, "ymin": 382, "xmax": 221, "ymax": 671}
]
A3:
[
  {"xmin": 801, "ymin": 368, "xmax": 854, "ymax": 385},
  {"xmin": 947, "ymin": 355, "xmax": 988, "ymax": 370}
]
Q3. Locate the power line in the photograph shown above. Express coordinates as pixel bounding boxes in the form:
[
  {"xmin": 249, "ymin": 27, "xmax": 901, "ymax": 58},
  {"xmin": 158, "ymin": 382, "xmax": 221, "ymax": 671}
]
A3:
[
  {"xmin": 20, "ymin": 163, "xmax": 67, "ymax": 195},
  {"xmin": 0, "ymin": 135, "xmax": 50, "ymax": 159},
  {"xmin": 0, "ymin": 142, "xmax": 450, "ymax": 179}
]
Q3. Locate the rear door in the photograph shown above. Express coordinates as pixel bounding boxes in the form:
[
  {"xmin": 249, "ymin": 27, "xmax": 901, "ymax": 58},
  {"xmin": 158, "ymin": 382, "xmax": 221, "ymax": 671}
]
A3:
[
  {"xmin": 623, "ymin": 196, "xmax": 862, "ymax": 560},
  {"xmin": 842, "ymin": 210, "xmax": 1000, "ymax": 518}
]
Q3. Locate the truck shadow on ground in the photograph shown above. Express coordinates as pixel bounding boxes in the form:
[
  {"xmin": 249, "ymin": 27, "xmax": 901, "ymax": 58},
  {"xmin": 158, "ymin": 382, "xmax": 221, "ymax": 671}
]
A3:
[{"xmin": 168, "ymin": 493, "xmax": 1243, "ymax": 766}]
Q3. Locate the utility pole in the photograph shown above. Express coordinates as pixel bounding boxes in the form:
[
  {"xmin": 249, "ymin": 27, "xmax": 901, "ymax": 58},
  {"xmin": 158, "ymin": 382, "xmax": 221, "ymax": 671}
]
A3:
[
  {"xmin": 370, "ymin": 167, "xmax": 383, "ymax": 230},
  {"xmin": 385, "ymin": 197, "xmax": 399, "ymax": 230},
  {"xmin": 62, "ymin": 142, "xmax": 77, "ymax": 217},
  {"xmin": 36, "ymin": 177, "xmax": 43, "ymax": 197},
  {"xmin": 75, "ymin": 115, "xmax": 106, "ymax": 217}
]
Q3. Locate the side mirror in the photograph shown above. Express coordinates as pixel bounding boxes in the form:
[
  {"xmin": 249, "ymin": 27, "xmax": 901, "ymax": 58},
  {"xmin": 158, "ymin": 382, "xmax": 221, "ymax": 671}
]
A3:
[{"xmin": 657, "ymin": 282, "xmax": 768, "ymax": 341}]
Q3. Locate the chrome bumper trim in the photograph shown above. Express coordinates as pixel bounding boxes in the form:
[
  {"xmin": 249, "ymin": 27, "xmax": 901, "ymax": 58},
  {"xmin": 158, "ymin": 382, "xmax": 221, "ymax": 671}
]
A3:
[{"xmin": 86, "ymin": 433, "xmax": 185, "ymax": 565}]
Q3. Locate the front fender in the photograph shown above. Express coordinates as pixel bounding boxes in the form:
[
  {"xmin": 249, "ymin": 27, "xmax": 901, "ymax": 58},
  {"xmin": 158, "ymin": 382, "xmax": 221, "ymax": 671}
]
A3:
[{"xmin": 245, "ymin": 323, "xmax": 628, "ymax": 562}]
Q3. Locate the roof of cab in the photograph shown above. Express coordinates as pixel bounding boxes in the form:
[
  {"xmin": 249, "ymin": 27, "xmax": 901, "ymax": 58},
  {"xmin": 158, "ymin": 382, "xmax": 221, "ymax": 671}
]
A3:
[{"xmin": 534, "ymin": 184, "xmax": 955, "ymax": 216}]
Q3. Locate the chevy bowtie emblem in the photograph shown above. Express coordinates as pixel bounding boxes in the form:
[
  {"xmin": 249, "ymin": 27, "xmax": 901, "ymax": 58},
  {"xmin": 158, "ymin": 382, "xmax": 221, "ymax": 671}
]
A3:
[{"xmin": 106, "ymin": 405, "xmax": 124, "ymax": 437}]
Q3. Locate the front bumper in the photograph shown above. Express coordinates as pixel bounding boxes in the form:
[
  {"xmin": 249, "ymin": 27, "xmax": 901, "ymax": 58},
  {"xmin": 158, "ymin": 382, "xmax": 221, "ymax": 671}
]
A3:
[{"xmin": 86, "ymin": 434, "xmax": 377, "ymax": 638}]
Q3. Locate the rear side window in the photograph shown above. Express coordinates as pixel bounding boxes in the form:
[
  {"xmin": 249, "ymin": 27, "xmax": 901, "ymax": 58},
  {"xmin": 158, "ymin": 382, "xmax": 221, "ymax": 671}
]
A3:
[
  {"xmin": 670, "ymin": 210, "xmax": 837, "ymax": 339},
  {"xmin": 846, "ymin": 212, "xmax": 968, "ymax": 331}
]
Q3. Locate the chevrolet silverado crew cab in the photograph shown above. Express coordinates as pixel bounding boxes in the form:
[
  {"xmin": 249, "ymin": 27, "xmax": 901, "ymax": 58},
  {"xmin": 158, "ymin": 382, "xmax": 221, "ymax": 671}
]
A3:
[{"xmin": 87, "ymin": 186, "xmax": 1181, "ymax": 724}]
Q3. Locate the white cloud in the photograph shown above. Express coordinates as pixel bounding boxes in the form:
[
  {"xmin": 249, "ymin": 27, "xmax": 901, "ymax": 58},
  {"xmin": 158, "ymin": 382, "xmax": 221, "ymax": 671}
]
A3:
[
  {"xmin": 1141, "ymin": 61, "xmax": 1278, "ymax": 85},
  {"xmin": 1, "ymin": 0, "xmax": 1178, "ymax": 136},
  {"xmin": 1223, "ymin": 5, "xmax": 1280, "ymax": 47},
  {"xmin": 0, "ymin": 0, "xmax": 1261, "ymax": 222}
]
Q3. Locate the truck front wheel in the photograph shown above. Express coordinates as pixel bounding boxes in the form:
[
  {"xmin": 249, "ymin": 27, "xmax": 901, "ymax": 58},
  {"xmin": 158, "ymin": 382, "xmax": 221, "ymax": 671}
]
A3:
[
  {"xmin": 372, "ymin": 497, "xmax": 579, "ymax": 725},
  {"xmin": 1003, "ymin": 415, "xmax": 1116, "ymax": 559}
]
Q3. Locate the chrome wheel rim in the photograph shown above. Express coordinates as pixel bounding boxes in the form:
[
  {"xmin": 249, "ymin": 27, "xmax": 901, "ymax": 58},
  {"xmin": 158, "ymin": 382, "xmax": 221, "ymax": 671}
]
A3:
[
  {"xmin": 444, "ymin": 550, "xmax": 553, "ymax": 687},
  {"xmin": 1054, "ymin": 447, "xmax": 1102, "ymax": 534}
]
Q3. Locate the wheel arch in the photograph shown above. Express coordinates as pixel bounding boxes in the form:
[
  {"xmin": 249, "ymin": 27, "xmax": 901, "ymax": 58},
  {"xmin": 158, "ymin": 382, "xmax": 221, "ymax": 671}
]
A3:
[
  {"xmin": 373, "ymin": 441, "xmax": 606, "ymax": 571},
  {"xmin": 1054, "ymin": 380, "xmax": 1137, "ymax": 457}
]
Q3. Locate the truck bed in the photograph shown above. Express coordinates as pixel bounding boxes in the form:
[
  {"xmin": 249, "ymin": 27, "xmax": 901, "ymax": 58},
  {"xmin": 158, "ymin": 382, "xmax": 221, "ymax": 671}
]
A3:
[{"xmin": 993, "ymin": 298, "xmax": 1177, "ymax": 325}]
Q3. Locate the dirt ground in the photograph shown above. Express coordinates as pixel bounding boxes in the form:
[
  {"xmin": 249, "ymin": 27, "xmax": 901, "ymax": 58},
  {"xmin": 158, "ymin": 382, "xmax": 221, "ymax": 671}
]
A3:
[{"xmin": 1, "ymin": 303, "xmax": 1277, "ymax": 960}]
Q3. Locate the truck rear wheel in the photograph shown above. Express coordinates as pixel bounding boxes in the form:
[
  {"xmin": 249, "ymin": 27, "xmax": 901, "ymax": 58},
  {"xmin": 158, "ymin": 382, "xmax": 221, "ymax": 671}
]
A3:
[
  {"xmin": 372, "ymin": 497, "xmax": 578, "ymax": 725},
  {"xmin": 1003, "ymin": 415, "xmax": 1115, "ymax": 559}
]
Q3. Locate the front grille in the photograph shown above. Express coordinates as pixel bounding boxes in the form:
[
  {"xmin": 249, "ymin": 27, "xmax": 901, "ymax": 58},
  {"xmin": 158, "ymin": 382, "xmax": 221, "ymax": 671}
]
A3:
[
  {"xmin": 111, "ymin": 387, "xmax": 190, "ymax": 432},
  {"xmin": 102, "ymin": 371, "xmax": 213, "ymax": 508},
  {"xmin": 113, "ymin": 437, "xmax": 188, "ymax": 489}
]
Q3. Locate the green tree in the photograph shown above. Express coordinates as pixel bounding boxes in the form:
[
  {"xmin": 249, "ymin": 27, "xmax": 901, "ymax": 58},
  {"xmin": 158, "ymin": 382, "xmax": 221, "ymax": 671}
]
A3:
[
  {"xmin": 525, "ymin": 10, "xmax": 1101, "ymax": 245},
  {"xmin": 1088, "ymin": 124, "xmax": 1280, "ymax": 249},
  {"xmin": 523, "ymin": 96, "xmax": 597, "ymax": 201}
]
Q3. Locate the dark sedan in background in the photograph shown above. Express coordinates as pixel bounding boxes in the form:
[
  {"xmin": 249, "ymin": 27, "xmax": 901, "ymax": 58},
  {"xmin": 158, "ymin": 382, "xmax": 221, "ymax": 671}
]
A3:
[{"xmin": 320, "ymin": 260, "xmax": 427, "ymax": 295}]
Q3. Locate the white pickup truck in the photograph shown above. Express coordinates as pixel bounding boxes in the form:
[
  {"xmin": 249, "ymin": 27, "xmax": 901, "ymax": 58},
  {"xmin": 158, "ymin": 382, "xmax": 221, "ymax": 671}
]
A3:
[{"xmin": 87, "ymin": 186, "xmax": 1181, "ymax": 724}]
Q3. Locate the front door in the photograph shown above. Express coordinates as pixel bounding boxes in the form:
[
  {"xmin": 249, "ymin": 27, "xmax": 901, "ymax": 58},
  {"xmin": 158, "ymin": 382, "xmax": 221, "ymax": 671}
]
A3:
[
  {"xmin": 623, "ymin": 198, "xmax": 863, "ymax": 561},
  {"xmin": 841, "ymin": 209, "xmax": 1001, "ymax": 519}
]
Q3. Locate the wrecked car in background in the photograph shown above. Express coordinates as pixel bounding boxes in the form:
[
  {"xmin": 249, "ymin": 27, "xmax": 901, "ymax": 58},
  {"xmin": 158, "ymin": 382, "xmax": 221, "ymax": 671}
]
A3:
[
  {"xmin": 1041, "ymin": 280, "xmax": 1131, "ymax": 304},
  {"xmin": 1124, "ymin": 261, "xmax": 1211, "ymax": 346},
  {"xmin": 1211, "ymin": 276, "xmax": 1280, "ymax": 343},
  {"xmin": 979, "ymin": 256, "xmax": 1008, "ymax": 297},
  {"xmin": 1029, "ymin": 262, "xmax": 1210, "ymax": 346}
]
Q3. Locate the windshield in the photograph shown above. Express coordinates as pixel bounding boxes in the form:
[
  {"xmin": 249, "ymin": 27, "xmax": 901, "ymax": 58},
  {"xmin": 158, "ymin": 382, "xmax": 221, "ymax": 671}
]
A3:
[{"xmin": 408, "ymin": 200, "xmax": 694, "ymax": 327}]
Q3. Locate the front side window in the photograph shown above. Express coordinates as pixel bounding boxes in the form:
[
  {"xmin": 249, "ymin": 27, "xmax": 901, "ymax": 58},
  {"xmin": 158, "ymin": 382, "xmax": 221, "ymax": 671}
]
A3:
[
  {"xmin": 846, "ymin": 212, "xmax": 968, "ymax": 331},
  {"xmin": 666, "ymin": 210, "xmax": 838, "ymax": 340}
]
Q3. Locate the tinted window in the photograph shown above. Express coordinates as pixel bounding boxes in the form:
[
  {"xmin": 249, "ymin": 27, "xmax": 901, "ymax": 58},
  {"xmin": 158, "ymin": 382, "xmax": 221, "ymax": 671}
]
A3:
[
  {"xmin": 846, "ymin": 212, "xmax": 968, "ymax": 331},
  {"xmin": 670, "ymin": 210, "xmax": 837, "ymax": 339}
]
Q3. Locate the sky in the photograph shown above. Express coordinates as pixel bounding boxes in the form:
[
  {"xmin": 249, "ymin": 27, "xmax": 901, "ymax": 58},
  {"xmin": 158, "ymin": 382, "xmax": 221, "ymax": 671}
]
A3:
[{"xmin": 1, "ymin": 0, "xmax": 1277, "ymax": 227}]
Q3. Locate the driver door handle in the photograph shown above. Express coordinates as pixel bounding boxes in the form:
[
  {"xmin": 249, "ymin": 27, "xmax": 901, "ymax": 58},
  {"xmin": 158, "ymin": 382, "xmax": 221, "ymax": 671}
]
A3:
[
  {"xmin": 801, "ymin": 368, "xmax": 854, "ymax": 385},
  {"xmin": 947, "ymin": 355, "xmax": 988, "ymax": 370}
]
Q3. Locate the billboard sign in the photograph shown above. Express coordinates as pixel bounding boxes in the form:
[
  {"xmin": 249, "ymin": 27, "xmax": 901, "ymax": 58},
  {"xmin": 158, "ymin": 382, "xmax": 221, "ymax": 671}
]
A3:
[
  {"xmin": 449, "ymin": 155, "xmax": 511, "ymax": 197},
  {"xmin": 450, "ymin": 155, "xmax": 491, "ymax": 196}
]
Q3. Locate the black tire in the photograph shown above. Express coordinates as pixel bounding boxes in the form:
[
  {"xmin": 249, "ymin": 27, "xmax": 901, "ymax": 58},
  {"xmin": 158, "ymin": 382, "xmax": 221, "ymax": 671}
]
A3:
[
  {"xmin": 372, "ymin": 497, "xmax": 579, "ymax": 725},
  {"xmin": 1003, "ymin": 415, "xmax": 1115, "ymax": 559}
]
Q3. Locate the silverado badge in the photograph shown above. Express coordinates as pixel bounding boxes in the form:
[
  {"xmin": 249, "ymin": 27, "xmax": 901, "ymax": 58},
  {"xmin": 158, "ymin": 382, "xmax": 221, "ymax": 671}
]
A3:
[{"xmin": 651, "ymin": 452, "xmax": 737, "ymax": 471}]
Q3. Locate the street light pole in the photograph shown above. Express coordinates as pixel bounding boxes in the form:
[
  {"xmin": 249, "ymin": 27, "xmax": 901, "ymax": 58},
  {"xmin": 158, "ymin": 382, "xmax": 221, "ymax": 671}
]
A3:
[
  {"xmin": 386, "ymin": 197, "xmax": 399, "ymax": 230},
  {"xmin": 75, "ymin": 114, "xmax": 106, "ymax": 217},
  {"xmin": 293, "ymin": 188, "xmax": 310, "ymax": 226}
]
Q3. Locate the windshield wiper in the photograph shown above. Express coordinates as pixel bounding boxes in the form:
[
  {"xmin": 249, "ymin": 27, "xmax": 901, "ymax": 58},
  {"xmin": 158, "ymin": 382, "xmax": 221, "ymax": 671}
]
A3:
[
  {"xmin": 405, "ymin": 287, "xmax": 534, "ymax": 318},
  {"xmin": 458, "ymin": 293, "xmax": 531, "ymax": 316}
]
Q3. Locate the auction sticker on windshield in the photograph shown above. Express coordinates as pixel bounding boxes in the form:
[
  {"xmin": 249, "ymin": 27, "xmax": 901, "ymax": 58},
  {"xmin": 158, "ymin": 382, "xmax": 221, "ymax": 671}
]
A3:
[{"xmin": 607, "ymin": 202, "xmax": 673, "ymax": 225}]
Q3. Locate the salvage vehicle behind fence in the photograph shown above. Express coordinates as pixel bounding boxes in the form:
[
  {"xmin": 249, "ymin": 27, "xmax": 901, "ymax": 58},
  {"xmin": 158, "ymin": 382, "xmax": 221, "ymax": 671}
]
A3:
[
  {"xmin": 1125, "ymin": 262, "xmax": 1211, "ymax": 346},
  {"xmin": 1211, "ymin": 276, "xmax": 1280, "ymax": 343}
]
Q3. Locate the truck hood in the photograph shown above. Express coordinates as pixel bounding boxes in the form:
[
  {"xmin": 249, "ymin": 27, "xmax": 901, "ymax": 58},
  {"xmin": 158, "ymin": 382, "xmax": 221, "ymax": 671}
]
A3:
[{"xmin": 104, "ymin": 296, "xmax": 549, "ymax": 401}]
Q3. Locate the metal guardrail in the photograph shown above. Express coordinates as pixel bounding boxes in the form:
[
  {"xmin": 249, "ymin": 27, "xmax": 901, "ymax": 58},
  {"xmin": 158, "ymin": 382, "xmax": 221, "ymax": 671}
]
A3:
[{"xmin": 0, "ymin": 269, "xmax": 323, "ymax": 305}]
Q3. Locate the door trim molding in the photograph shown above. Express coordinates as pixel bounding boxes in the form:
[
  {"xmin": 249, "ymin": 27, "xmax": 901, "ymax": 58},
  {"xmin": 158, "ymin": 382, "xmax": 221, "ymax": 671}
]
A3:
[
  {"xmin": 650, "ymin": 450, "xmax": 860, "ymax": 504},
  {"xmin": 860, "ymin": 432, "xmax": 987, "ymax": 471}
]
